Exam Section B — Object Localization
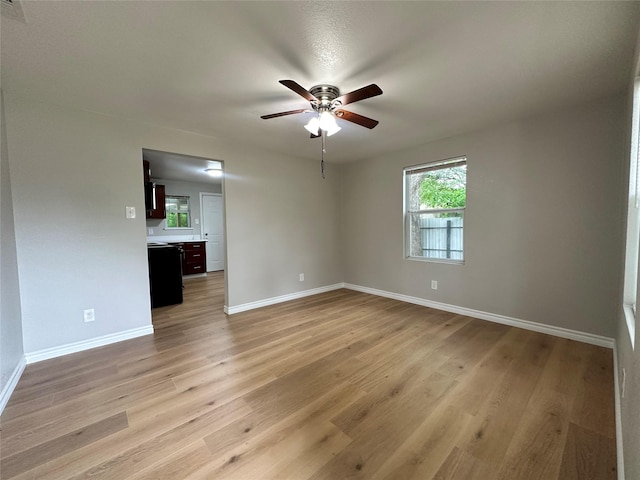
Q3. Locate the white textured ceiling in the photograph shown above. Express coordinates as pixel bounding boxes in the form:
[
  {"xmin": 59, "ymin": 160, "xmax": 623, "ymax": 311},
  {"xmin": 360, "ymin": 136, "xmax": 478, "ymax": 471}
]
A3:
[{"xmin": 2, "ymin": 1, "xmax": 640, "ymax": 173}]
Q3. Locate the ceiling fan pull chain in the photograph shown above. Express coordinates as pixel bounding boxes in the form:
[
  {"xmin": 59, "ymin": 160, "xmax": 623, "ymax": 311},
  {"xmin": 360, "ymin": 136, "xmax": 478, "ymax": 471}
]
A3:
[{"xmin": 321, "ymin": 130, "xmax": 326, "ymax": 179}]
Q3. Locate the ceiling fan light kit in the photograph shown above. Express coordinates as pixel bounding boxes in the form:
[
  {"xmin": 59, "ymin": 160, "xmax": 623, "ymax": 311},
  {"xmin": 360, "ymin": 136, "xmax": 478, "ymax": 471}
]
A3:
[
  {"xmin": 304, "ymin": 116, "xmax": 319, "ymax": 135},
  {"xmin": 261, "ymin": 79, "xmax": 383, "ymax": 177}
]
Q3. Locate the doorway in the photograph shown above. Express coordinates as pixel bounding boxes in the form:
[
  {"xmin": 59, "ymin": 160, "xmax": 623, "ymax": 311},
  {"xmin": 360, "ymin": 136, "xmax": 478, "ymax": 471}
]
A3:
[{"xmin": 142, "ymin": 148, "xmax": 227, "ymax": 313}]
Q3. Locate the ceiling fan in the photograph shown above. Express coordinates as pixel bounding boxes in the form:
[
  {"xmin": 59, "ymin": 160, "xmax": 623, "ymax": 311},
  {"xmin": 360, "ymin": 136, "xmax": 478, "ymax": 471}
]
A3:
[{"xmin": 261, "ymin": 80, "xmax": 383, "ymax": 138}]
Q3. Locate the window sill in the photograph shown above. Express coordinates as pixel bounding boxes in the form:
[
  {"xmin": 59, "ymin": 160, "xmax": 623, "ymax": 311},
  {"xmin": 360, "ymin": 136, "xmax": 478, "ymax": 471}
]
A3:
[
  {"xmin": 405, "ymin": 256, "xmax": 464, "ymax": 265},
  {"xmin": 163, "ymin": 228, "xmax": 194, "ymax": 231},
  {"xmin": 624, "ymin": 304, "xmax": 636, "ymax": 350}
]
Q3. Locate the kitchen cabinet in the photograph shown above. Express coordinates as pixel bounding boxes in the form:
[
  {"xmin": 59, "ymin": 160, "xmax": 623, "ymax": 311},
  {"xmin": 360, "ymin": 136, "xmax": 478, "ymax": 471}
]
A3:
[
  {"xmin": 183, "ymin": 241, "xmax": 206, "ymax": 275},
  {"xmin": 143, "ymin": 159, "xmax": 151, "ymax": 183},
  {"xmin": 168, "ymin": 241, "xmax": 207, "ymax": 275},
  {"xmin": 143, "ymin": 159, "xmax": 165, "ymax": 219},
  {"xmin": 146, "ymin": 183, "xmax": 166, "ymax": 219}
]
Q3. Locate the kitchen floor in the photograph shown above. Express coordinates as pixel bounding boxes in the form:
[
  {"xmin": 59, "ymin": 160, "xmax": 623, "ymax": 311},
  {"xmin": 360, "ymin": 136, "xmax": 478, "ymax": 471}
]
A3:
[{"xmin": 152, "ymin": 271, "xmax": 225, "ymax": 322}]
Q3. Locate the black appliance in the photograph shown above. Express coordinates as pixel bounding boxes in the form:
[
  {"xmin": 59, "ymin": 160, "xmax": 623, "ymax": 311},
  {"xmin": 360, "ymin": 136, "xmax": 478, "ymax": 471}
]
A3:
[{"xmin": 148, "ymin": 244, "xmax": 183, "ymax": 308}]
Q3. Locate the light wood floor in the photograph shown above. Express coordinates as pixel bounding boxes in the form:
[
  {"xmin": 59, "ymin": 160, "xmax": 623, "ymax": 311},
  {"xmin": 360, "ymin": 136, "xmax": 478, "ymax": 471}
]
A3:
[{"xmin": 1, "ymin": 273, "xmax": 616, "ymax": 479}]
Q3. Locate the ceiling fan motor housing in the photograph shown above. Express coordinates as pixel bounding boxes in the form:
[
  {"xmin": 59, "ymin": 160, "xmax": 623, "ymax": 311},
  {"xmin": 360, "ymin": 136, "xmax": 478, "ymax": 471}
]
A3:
[{"xmin": 310, "ymin": 84, "xmax": 341, "ymax": 111}]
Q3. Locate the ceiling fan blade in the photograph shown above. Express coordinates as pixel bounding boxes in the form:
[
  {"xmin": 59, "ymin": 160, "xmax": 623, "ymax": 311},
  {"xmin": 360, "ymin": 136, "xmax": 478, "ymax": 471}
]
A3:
[
  {"xmin": 260, "ymin": 109, "xmax": 307, "ymax": 120},
  {"xmin": 335, "ymin": 109, "xmax": 379, "ymax": 129},
  {"xmin": 279, "ymin": 80, "xmax": 318, "ymax": 102},
  {"xmin": 335, "ymin": 84, "xmax": 382, "ymax": 106}
]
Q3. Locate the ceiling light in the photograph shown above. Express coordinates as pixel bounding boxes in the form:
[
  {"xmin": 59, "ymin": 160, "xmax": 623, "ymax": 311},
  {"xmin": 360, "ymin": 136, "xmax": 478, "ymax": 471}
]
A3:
[
  {"xmin": 205, "ymin": 168, "xmax": 222, "ymax": 178},
  {"xmin": 304, "ymin": 116, "xmax": 320, "ymax": 135},
  {"xmin": 318, "ymin": 111, "xmax": 341, "ymax": 136},
  {"xmin": 304, "ymin": 112, "xmax": 341, "ymax": 137}
]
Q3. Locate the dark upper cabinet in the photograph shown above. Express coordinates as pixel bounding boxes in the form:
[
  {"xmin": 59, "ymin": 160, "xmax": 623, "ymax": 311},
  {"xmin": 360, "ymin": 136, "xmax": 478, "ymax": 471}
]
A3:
[
  {"xmin": 143, "ymin": 160, "xmax": 165, "ymax": 219},
  {"xmin": 143, "ymin": 159, "xmax": 151, "ymax": 183},
  {"xmin": 146, "ymin": 184, "xmax": 166, "ymax": 219}
]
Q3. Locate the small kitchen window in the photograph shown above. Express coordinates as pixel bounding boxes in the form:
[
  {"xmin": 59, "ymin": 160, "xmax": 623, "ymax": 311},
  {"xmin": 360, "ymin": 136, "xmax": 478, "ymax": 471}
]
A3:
[{"xmin": 165, "ymin": 196, "xmax": 191, "ymax": 229}]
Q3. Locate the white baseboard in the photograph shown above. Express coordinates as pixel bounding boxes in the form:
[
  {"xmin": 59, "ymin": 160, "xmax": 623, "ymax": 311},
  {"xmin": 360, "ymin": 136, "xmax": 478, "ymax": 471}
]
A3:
[
  {"xmin": 343, "ymin": 283, "xmax": 614, "ymax": 348},
  {"xmin": 0, "ymin": 356, "xmax": 26, "ymax": 415},
  {"xmin": 613, "ymin": 341, "xmax": 625, "ymax": 480},
  {"xmin": 24, "ymin": 325, "xmax": 155, "ymax": 364},
  {"xmin": 225, "ymin": 283, "xmax": 344, "ymax": 315}
]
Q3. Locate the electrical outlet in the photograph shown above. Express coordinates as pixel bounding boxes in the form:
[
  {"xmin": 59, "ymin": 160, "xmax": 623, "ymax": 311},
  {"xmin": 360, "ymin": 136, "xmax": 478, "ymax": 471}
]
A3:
[
  {"xmin": 125, "ymin": 206, "xmax": 136, "ymax": 219},
  {"xmin": 299, "ymin": 273, "xmax": 305, "ymax": 282},
  {"xmin": 431, "ymin": 280, "xmax": 438, "ymax": 290},
  {"xmin": 83, "ymin": 308, "xmax": 95, "ymax": 323},
  {"xmin": 148, "ymin": 228, "xmax": 154, "ymax": 235},
  {"xmin": 622, "ymin": 368, "xmax": 627, "ymax": 398}
]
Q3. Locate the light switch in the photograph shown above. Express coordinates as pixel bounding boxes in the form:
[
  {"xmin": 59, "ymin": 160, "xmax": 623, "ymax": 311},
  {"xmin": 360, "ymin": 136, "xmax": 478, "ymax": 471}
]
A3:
[{"xmin": 126, "ymin": 206, "xmax": 136, "ymax": 219}]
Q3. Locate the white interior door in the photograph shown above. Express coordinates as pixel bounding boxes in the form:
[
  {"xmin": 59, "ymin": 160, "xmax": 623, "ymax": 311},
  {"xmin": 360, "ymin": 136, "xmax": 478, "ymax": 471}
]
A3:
[{"xmin": 201, "ymin": 193, "xmax": 224, "ymax": 272}]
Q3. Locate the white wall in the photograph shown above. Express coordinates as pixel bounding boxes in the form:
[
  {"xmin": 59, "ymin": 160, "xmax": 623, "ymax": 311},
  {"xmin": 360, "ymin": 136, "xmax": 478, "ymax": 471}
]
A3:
[
  {"xmin": 4, "ymin": 97, "xmax": 154, "ymax": 354},
  {"xmin": 146, "ymin": 178, "xmax": 221, "ymax": 239},
  {"xmin": 223, "ymin": 147, "xmax": 343, "ymax": 307},
  {"xmin": 0, "ymin": 90, "xmax": 24, "ymax": 397},
  {"xmin": 3, "ymin": 94, "xmax": 343, "ymax": 354},
  {"xmin": 342, "ymin": 95, "xmax": 625, "ymax": 338}
]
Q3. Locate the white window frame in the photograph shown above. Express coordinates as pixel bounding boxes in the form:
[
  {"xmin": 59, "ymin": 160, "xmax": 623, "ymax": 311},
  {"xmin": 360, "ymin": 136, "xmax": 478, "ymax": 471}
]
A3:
[
  {"xmin": 403, "ymin": 156, "xmax": 467, "ymax": 264},
  {"xmin": 165, "ymin": 195, "xmax": 192, "ymax": 230},
  {"xmin": 623, "ymin": 78, "xmax": 640, "ymax": 350}
]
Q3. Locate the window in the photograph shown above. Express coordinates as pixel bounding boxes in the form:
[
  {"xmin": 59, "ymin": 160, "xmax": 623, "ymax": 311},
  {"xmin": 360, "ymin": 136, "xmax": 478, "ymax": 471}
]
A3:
[
  {"xmin": 165, "ymin": 196, "xmax": 191, "ymax": 228},
  {"xmin": 623, "ymin": 78, "xmax": 640, "ymax": 350},
  {"xmin": 404, "ymin": 157, "xmax": 467, "ymax": 262}
]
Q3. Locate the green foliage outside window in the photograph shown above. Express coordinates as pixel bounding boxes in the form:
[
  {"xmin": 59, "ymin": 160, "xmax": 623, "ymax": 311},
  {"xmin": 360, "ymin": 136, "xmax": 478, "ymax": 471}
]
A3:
[
  {"xmin": 165, "ymin": 196, "xmax": 191, "ymax": 228},
  {"xmin": 166, "ymin": 212, "xmax": 190, "ymax": 228},
  {"xmin": 420, "ymin": 165, "xmax": 466, "ymax": 209}
]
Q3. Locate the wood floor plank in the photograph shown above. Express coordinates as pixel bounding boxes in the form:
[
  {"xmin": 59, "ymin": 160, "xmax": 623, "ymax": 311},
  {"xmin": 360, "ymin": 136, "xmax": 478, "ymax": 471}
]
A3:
[
  {"xmin": 0, "ymin": 412, "xmax": 129, "ymax": 479},
  {"xmin": 0, "ymin": 274, "xmax": 616, "ymax": 480},
  {"xmin": 69, "ymin": 401, "xmax": 250, "ymax": 480},
  {"xmin": 128, "ymin": 440, "xmax": 214, "ymax": 480},
  {"xmin": 373, "ymin": 404, "xmax": 473, "ymax": 480},
  {"xmin": 6, "ymin": 364, "xmax": 119, "ymax": 405},
  {"xmin": 495, "ymin": 388, "xmax": 572, "ymax": 480},
  {"xmin": 445, "ymin": 327, "xmax": 529, "ymax": 416},
  {"xmin": 570, "ymin": 345, "xmax": 616, "ymax": 439},
  {"xmin": 432, "ymin": 447, "xmax": 495, "ymax": 480},
  {"xmin": 197, "ymin": 419, "xmax": 351, "ymax": 480},
  {"xmin": 0, "ymin": 393, "xmax": 54, "ymax": 423},
  {"xmin": 29, "ymin": 398, "xmax": 251, "ymax": 480},
  {"xmin": 457, "ymin": 331, "xmax": 555, "ymax": 464},
  {"xmin": 239, "ymin": 340, "xmax": 369, "ymax": 422},
  {"xmin": 1, "ymin": 379, "xmax": 175, "ymax": 458},
  {"xmin": 558, "ymin": 422, "xmax": 617, "ymax": 480},
  {"xmin": 534, "ymin": 337, "xmax": 589, "ymax": 398},
  {"xmin": 313, "ymin": 371, "xmax": 457, "ymax": 480},
  {"xmin": 333, "ymin": 350, "xmax": 449, "ymax": 436},
  {"xmin": 202, "ymin": 381, "xmax": 365, "ymax": 460},
  {"xmin": 46, "ymin": 356, "xmax": 212, "ymax": 410}
]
